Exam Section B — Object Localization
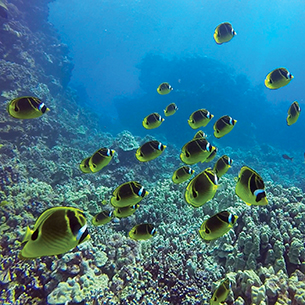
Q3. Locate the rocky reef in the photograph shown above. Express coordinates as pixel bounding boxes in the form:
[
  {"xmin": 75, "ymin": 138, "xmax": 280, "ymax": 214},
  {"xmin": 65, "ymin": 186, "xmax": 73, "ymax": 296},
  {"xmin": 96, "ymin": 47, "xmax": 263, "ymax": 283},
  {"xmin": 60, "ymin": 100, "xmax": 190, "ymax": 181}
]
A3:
[{"xmin": 0, "ymin": 0, "xmax": 305, "ymax": 305}]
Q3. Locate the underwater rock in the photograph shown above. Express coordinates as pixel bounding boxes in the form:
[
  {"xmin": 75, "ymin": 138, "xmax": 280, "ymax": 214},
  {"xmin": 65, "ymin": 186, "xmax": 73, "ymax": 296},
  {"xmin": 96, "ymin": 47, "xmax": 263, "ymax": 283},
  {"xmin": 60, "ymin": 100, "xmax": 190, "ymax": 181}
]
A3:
[
  {"xmin": 251, "ymin": 285, "xmax": 267, "ymax": 305},
  {"xmin": 114, "ymin": 130, "xmax": 140, "ymax": 151},
  {"xmin": 288, "ymin": 238, "xmax": 304, "ymax": 264},
  {"xmin": 288, "ymin": 270, "xmax": 305, "ymax": 305}
]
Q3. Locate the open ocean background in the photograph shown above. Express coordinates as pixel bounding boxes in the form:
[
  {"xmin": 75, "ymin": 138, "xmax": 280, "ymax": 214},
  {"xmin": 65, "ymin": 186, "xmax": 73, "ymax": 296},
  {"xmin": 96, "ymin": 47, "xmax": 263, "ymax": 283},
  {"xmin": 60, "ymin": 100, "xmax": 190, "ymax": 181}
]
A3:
[{"xmin": 48, "ymin": 0, "xmax": 305, "ymax": 152}]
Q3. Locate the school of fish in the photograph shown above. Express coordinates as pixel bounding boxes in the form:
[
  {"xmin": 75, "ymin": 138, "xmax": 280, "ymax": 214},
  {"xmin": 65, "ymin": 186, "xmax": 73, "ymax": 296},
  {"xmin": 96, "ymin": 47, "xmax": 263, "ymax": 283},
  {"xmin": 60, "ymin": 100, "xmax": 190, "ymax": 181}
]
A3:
[{"xmin": 5, "ymin": 21, "xmax": 301, "ymax": 304}]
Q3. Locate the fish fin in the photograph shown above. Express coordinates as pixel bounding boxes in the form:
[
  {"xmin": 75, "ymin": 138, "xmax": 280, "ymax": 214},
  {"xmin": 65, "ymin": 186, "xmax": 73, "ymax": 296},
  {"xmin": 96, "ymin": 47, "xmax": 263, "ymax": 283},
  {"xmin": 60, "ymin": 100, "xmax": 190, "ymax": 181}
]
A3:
[
  {"xmin": 217, "ymin": 183, "xmax": 225, "ymax": 191},
  {"xmin": 245, "ymin": 202, "xmax": 252, "ymax": 206},
  {"xmin": 22, "ymin": 226, "xmax": 33, "ymax": 243}
]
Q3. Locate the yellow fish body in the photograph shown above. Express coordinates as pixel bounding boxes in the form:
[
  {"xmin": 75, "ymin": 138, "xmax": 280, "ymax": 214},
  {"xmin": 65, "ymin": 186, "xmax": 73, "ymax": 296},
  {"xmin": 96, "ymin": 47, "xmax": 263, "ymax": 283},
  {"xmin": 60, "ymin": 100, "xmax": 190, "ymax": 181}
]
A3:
[
  {"xmin": 193, "ymin": 130, "xmax": 207, "ymax": 139},
  {"xmin": 113, "ymin": 204, "xmax": 139, "ymax": 218},
  {"xmin": 19, "ymin": 207, "xmax": 90, "ymax": 259},
  {"xmin": 204, "ymin": 146, "xmax": 218, "ymax": 163},
  {"xmin": 180, "ymin": 138, "xmax": 213, "ymax": 165},
  {"xmin": 7, "ymin": 96, "xmax": 50, "ymax": 119},
  {"xmin": 142, "ymin": 112, "xmax": 164, "ymax": 129},
  {"xmin": 89, "ymin": 148, "xmax": 115, "ymax": 173},
  {"xmin": 286, "ymin": 101, "xmax": 301, "ymax": 126},
  {"xmin": 264, "ymin": 67, "xmax": 293, "ymax": 90},
  {"xmin": 164, "ymin": 103, "xmax": 178, "ymax": 117},
  {"xmin": 129, "ymin": 223, "xmax": 156, "ymax": 240},
  {"xmin": 136, "ymin": 140, "xmax": 166, "ymax": 162},
  {"xmin": 213, "ymin": 115, "xmax": 237, "ymax": 138},
  {"xmin": 213, "ymin": 22, "xmax": 236, "ymax": 45},
  {"xmin": 172, "ymin": 166, "xmax": 195, "ymax": 184},
  {"xmin": 157, "ymin": 82, "xmax": 173, "ymax": 95},
  {"xmin": 210, "ymin": 278, "xmax": 231, "ymax": 305},
  {"xmin": 111, "ymin": 181, "xmax": 148, "ymax": 208},
  {"xmin": 213, "ymin": 155, "xmax": 233, "ymax": 178},
  {"xmin": 79, "ymin": 157, "xmax": 92, "ymax": 173},
  {"xmin": 188, "ymin": 109, "xmax": 213, "ymax": 129},
  {"xmin": 92, "ymin": 210, "xmax": 113, "ymax": 226},
  {"xmin": 235, "ymin": 166, "xmax": 268, "ymax": 206},
  {"xmin": 185, "ymin": 168, "xmax": 218, "ymax": 208},
  {"xmin": 199, "ymin": 211, "xmax": 238, "ymax": 241}
]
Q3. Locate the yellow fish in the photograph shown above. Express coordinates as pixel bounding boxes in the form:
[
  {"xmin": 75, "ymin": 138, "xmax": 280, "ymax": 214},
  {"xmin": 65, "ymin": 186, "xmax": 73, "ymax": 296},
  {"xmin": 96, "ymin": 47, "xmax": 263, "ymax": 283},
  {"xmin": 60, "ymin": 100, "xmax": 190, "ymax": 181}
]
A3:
[
  {"xmin": 213, "ymin": 155, "xmax": 233, "ymax": 178},
  {"xmin": 188, "ymin": 109, "xmax": 213, "ymax": 129},
  {"xmin": 213, "ymin": 115, "xmax": 237, "ymax": 138},
  {"xmin": 199, "ymin": 211, "xmax": 238, "ymax": 241},
  {"xmin": 185, "ymin": 168, "xmax": 218, "ymax": 208},
  {"xmin": 164, "ymin": 103, "xmax": 178, "ymax": 117},
  {"xmin": 142, "ymin": 113, "xmax": 164, "ymax": 129},
  {"xmin": 92, "ymin": 210, "xmax": 113, "ymax": 226},
  {"xmin": 286, "ymin": 101, "xmax": 301, "ymax": 126},
  {"xmin": 210, "ymin": 278, "xmax": 231, "ymax": 305},
  {"xmin": 129, "ymin": 223, "xmax": 156, "ymax": 240},
  {"xmin": 264, "ymin": 67, "xmax": 293, "ymax": 90},
  {"xmin": 213, "ymin": 22, "xmax": 236, "ymax": 44},
  {"xmin": 111, "ymin": 181, "xmax": 148, "ymax": 208},
  {"xmin": 136, "ymin": 140, "xmax": 166, "ymax": 162},
  {"xmin": 113, "ymin": 204, "xmax": 139, "ymax": 218},
  {"xmin": 172, "ymin": 166, "xmax": 195, "ymax": 184},
  {"xmin": 7, "ymin": 96, "xmax": 50, "ymax": 119},
  {"xmin": 89, "ymin": 148, "xmax": 115, "ymax": 173},
  {"xmin": 79, "ymin": 157, "xmax": 92, "ymax": 173},
  {"xmin": 157, "ymin": 82, "xmax": 173, "ymax": 95},
  {"xmin": 180, "ymin": 138, "xmax": 213, "ymax": 165},
  {"xmin": 19, "ymin": 207, "xmax": 90, "ymax": 259},
  {"xmin": 235, "ymin": 166, "xmax": 268, "ymax": 206}
]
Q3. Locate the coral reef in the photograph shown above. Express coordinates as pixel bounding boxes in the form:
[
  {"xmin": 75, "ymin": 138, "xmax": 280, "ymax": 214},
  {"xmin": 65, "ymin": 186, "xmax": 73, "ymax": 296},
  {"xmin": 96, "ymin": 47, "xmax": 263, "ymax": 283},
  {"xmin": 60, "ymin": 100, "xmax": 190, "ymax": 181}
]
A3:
[{"xmin": 0, "ymin": 0, "xmax": 305, "ymax": 304}]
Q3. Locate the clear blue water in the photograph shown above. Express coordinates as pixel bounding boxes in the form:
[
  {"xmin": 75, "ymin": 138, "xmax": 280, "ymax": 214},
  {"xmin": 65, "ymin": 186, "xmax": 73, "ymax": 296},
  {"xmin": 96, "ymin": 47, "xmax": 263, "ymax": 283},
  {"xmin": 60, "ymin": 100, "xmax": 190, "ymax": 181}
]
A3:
[{"xmin": 48, "ymin": 0, "xmax": 305, "ymax": 152}]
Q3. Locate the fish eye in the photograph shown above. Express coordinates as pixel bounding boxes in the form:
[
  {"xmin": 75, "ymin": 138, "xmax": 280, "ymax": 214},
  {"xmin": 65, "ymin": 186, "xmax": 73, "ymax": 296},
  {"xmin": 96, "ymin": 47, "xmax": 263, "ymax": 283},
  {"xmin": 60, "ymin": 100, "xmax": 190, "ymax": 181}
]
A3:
[
  {"xmin": 192, "ymin": 190, "xmax": 197, "ymax": 198},
  {"xmin": 205, "ymin": 228, "xmax": 210, "ymax": 234}
]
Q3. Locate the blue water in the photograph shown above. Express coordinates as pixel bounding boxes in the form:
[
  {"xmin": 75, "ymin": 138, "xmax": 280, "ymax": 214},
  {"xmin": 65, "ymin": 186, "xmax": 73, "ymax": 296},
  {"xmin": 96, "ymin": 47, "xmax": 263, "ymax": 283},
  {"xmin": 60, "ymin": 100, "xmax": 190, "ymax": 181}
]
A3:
[{"xmin": 48, "ymin": 0, "xmax": 305, "ymax": 150}]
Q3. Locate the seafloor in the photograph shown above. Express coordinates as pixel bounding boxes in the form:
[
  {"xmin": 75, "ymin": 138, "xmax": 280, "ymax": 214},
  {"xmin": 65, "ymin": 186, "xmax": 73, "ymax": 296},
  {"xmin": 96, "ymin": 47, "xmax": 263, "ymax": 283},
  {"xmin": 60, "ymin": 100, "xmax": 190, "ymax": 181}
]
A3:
[{"xmin": 1, "ymin": 1, "xmax": 305, "ymax": 305}]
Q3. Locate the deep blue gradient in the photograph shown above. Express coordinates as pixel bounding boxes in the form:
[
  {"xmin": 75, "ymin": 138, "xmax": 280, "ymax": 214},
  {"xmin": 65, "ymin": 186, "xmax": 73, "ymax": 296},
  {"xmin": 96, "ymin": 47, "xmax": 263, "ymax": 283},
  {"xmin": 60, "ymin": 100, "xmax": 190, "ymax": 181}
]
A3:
[{"xmin": 49, "ymin": 0, "xmax": 305, "ymax": 152}]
